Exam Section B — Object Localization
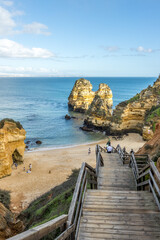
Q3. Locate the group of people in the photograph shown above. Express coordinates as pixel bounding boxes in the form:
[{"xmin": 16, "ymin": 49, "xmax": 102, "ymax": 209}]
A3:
[{"xmin": 24, "ymin": 163, "xmax": 32, "ymax": 173}]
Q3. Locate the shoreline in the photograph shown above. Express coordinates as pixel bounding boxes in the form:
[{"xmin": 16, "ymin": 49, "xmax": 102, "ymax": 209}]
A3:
[
  {"xmin": 26, "ymin": 138, "xmax": 108, "ymax": 152},
  {"xmin": 0, "ymin": 133, "xmax": 145, "ymax": 214}
]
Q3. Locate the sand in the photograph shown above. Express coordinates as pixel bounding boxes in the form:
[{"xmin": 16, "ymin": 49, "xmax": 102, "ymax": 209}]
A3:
[{"xmin": 0, "ymin": 133, "xmax": 145, "ymax": 213}]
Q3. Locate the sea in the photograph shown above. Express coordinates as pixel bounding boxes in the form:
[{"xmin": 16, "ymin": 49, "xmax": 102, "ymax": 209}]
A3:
[{"xmin": 0, "ymin": 77, "xmax": 157, "ymax": 150}]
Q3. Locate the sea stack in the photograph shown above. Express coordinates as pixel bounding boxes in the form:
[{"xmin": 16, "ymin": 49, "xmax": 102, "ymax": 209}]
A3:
[
  {"xmin": 68, "ymin": 78, "xmax": 95, "ymax": 113},
  {"xmin": 0, "ymin": 119, "xmax": 26, "ymax": 178},
  {"xmin": 84, "ymin": 83, "xmax": 113, "ymax": 130}
]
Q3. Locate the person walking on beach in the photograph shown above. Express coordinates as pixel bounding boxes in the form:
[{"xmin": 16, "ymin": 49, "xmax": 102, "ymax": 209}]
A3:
[
  {"xmin": 88, "ymin": 148, "xmax": 91, "ymax": 155},
  {"xmin": 29, "ymin": 163, "xmax": 32, "ymax": 171}
]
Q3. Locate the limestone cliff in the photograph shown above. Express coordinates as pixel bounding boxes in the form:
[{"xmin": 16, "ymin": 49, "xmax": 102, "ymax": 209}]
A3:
[
  {"xmin": 110, "ymin": 76, "xmax": 160, "ymax": 135},
  {"xmin": 82, "ymin": 75, "xmax": 160, "ymax": 135},
  {"xmin": 84, "ymin": 83, "xmax": 113, "ymax": 130},
  {"xmin": 0, "ymin": 119, "xmax": 26, "ymax": 178},
  {"xmin": 68, "ymin": 78, "xmax": 95, "ymax": 113},
  {"xmin": 0, "ymin": 202, "xmax": 24, "ymax": 239},
  {"xmin": 136, "ymin": 123, "xmax": 160, "ymax": 173}
]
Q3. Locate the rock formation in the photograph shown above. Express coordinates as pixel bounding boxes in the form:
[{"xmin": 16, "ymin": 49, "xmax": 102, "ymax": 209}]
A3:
[
  {"xmin": 0, "ymin": 202, "xmax": 24, "ymax": 239},
  {"xmin": 142, "ymin": 126, "xmax": 154, "ymax": 141},
  {"xmin": 137, "ymin": 123, "xmax": 160, "ymax": 161},
  {"xmin": 0, "ymin": 119, "xmax": 26, "ymax": 178},
  {"xmin": 84, "ymin": 83, "xmax": 113, "ymax": 130},
  {"xmin": 68, "ymin": 78, "xmax": 95, "ymax": 113},
  {"xmin": 82, "ymin": 75, "xmax": 160, "ymax": 135},
  {"xmin": 109, "ymin": 77, "xmax": 160, "ymax": 134}
]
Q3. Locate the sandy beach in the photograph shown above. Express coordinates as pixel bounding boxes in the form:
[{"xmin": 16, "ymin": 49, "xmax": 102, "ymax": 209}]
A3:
[{"xmin": 0, "ymin": 133, "xmax": 145, "ymax": 213}]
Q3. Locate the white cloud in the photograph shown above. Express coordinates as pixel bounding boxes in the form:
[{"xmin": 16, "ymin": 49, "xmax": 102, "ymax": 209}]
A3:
[
  {"xmin": 0, "ymin": 6, "xmax": 16, "ymax": 35},
  {"xmin": 0, "ymin": 65, "xmax": 58, "ymax": 76},
  {"xmin": 0, "ymin": 4, "xmax": 50, "ymax": 36},
  {"xmin": 102, "ymin": 46, "xmax": 120, "ymax": 52},
  {"xmin": 0, "ymin": 39, "xmax": 54, "ymax": 58},
  {"xmin": 0, "ymin": 0, "xmax": 13, "ymax": 6},
  {"xmin": 131, "ymin": 46, "xmax": 153, "ymax": 53},
  {"xmin": 23, "ymin": 22, "xmax": 51, "ymax": 36}
]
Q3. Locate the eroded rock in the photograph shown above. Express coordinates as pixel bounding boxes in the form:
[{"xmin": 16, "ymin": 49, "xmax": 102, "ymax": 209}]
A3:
[
  {"xmin": 68, "ymin": 78, "xmax": 95, "ymax": 112},
  {"xmin": 0, "ymin": 119, "xmax": 26, "ymax": 178},
  {"xmin": 0, "ymin": 202, "xmax": 24, "ymax": 239}
]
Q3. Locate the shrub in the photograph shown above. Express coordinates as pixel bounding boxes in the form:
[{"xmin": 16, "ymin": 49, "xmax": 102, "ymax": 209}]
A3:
[
  {"xmin": 0, "ymin": 190, "xmax": 10, "ymax": 208},
  {"xmin": 0, "ymin": 118, "xmax": 23, "ymax": 129}
]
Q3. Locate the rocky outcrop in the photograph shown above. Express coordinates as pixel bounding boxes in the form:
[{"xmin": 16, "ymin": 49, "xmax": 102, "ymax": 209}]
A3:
[
  {"xmin": 142, "ymin": 126, "xmax": 154, "ymax": 141},
  {"xmin": 0, "ymin": 119, "xmax": 26, "ymax": 178},
  {"xmin": 68, "ymin": 78, "xmax": 95, "ymax": 113},
  {"xmin": 110, "ymin": 78, "xmax": 160, "ymax": 134},
  {"xmin": 0, "ymin": 202, "xmax": 24, "ymax": 239},
  {"xmin": 84, "ymin": 83, "xmax": 113, "ymax": 130},
  {"xmin": 136, "ymin": 123, "xmax": 160, "ymax": 164},
  {"xmin": 83, "ymin": 75, "xmax": 160, "ymax": 135}
]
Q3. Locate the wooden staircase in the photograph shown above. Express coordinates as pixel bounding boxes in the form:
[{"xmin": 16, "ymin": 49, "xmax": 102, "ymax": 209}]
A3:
[{"xmin": 78, "ymin": 152, "xmax": 160, "ymax": 240}]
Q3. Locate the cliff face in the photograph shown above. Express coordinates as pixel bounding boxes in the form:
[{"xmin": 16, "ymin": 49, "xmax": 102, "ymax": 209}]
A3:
[
  {"xmin": 68, "ymin": 78, "xmax": 95, "ymax": 113},
  {"xmin": 0, "ymin": 120, "xmax": 26, "ymax": 178},
  {"xmin": 137, "ymin": 123, "xmax": 160, "ymax": 162},
  {"xmin": 110, "ymin": 78, "xmax": 160, "ymax": 135},
  {"xmin": 82, "ymin": 75, "xmax": 160, "ymax": 135},
  {"xmin": 0, "ymin": 202, "xmax": 24, "ymax": 239},
  {"xmin": 84, "ymin": 83, "xmax": 113, "ymax": 129}
]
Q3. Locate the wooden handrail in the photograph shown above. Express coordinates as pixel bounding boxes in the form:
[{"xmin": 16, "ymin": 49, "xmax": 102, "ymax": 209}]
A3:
[
  {"xmin": 96, "ymin": 145, "xmax": 104, "ymax": 176},
  {"xmin": 8, "ymin": 215, "xmax": 68, "ymax": 240},
  {"xmin": 118, "ymin": 144, "xmax": 160, "ymax": 211}
]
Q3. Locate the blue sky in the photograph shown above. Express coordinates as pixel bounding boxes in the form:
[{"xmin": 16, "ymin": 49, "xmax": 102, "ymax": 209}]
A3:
[{"xmin": 0, "ymin": 0, "xmax": 159, "ymax": 77}]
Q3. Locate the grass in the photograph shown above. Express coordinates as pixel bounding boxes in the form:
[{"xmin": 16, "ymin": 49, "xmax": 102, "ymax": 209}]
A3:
[
  {"xmin": 0, "ymin": 189, "xmax": 10, "ymax": 209},
  {"xmin": 146, "ymin": 106, "xmax": 160, "ymax": 123},
  {"xmin": 0, "ymin": 118, "xmax": 23, "ymax": 129},
  {"xmin": 126, "ymin": 93, "xmax": 140, "ymax": 104},
  {"xmin": 20, "ymin": 169, "xmax": 79, "ymax": 229}
]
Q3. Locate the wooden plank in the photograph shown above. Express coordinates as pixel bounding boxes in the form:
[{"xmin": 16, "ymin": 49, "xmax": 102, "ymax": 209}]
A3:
[
  {"xmin": 137, "ymin": 179, "xmax": 149, "ymax": 187},
  {"xmin": 81, "ymin": 218, "xmax": 160, "ymax": 226},
  {"xmin": 137, "ymin": 169, "xmax": 150, "ymax": 180},
  {"xmin": 80, "ymin": 222, "xmax": 160, "ymax": 231},
  {"xmin": 78, "ymin": 231, "xmax": 160, "ymax": 240},
  {"xmin": 8, "ymin": 215, "xmax": 68, "ymax": 240},
  {"xmin": 138, "ymin": 164, "xmax": 150, "ymax": 175},
  {"xmin": 78, "ymin": 226, "xmax": 160, "ymax": 236}
]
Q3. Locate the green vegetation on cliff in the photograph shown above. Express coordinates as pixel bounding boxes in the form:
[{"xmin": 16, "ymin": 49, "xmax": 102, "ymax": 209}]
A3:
[
  {"xmin": 0, "ymin": 118, "xmax": 23, "ymax": 129},
  {"xmin": 126, "ymin": 93, "xmax": 140, "ymax": 104},
  {"xmin": 0, "ymin": 189, "xmax": 10, "ymax": 208},
  {"xmin": 145, "ymin": 105, "xmax": 160, "ymax": 132},
  {"xmin": 20, "ymin": 169, "xmax": 79, "ymax": 229}
]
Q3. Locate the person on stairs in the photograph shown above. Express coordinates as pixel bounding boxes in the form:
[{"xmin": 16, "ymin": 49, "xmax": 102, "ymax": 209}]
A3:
[{"xmin": 107, "ymin": 142, "xmax": 113, "ymax": 153}]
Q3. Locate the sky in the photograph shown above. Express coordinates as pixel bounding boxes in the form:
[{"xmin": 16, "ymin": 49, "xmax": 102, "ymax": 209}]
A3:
[{"xmin": 0, "ymin": 0, "xmax": 160, "ymax": 77}]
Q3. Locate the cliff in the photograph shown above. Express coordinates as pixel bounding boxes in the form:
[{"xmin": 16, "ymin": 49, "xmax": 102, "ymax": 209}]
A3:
[
  {"xmin": 110, "ymin": 77, "xmax": 160, "ymax": 135},
  {"xmin": 68, "ymin": 78, "xmax": 95, "ymax": 113},
  {"xmin": 136, "ymin": 123, "xmax": 160, "ymax": 160},
  {"xmin": 136, "ymin": 123, "xmax": 160, "ymax": 172},
  {"xmin": 0, "ymin": 200, "xmax": 24, "ymax": 239},
  {"xmin": 0, "ymin": 119, "xmax": 26, "ymax": 178},
  {"xmin": 81, "ymin": 75, "xmax": 160, "ymax": 136}
]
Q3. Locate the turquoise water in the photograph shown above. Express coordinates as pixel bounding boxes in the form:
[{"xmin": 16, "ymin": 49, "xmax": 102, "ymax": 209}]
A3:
[{"xmin": 0, "ymin": 77, "xmax": 156, "ymax": 149}]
